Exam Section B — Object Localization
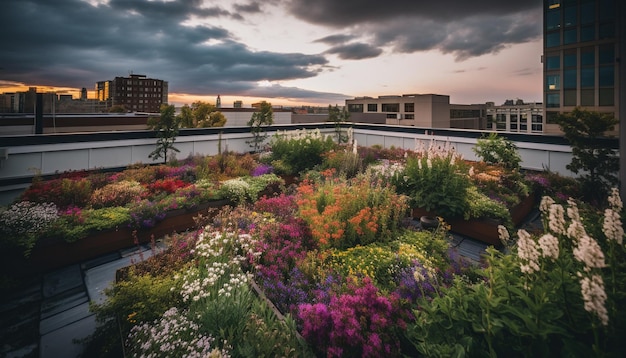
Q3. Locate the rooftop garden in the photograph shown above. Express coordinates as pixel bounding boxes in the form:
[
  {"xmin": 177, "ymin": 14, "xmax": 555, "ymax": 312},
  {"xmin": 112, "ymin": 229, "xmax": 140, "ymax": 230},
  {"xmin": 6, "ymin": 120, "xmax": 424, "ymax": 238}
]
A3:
[{"xmin": 1, "ymin": 127, "xmax": 624, "ymax": 357}]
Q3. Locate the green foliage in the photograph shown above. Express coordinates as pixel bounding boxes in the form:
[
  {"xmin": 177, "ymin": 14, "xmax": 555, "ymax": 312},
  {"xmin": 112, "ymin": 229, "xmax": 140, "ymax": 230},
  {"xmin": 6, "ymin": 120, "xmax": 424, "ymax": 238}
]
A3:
[
  {"xmin": 267, "ymin": 129, "xmax": 336, "ymax": 175},
  {"xmin": 247, "ymin": 101, "xmax": 274, "ymax": 152},
  {"xmin": 394, "ymin": 154, "xmax": 471, "ymax": 219},
  {"xmin": 322, "ymin": 147, "xmax": 363, "ymax": 179},
  {"xmin": 148, "ymin": 104, "xmax": 180, "ymax": 163},
  {"xmin": 465, "ymin": 186, "xmax": 512, "ymax": 227},
  {"xmin": 405, "ymin": 196, "xmax": 626, "ymax": 357},
  {"xmin": 84, "ymin": 270, "xmax": 185, "ymax": 357},
  {"xmin": 473, "ymin": 132, "xmax": 522, "ymax": 170},
  {"xmin": 556, "ymin": 107, "xmax": 619, "ymax": 205}
]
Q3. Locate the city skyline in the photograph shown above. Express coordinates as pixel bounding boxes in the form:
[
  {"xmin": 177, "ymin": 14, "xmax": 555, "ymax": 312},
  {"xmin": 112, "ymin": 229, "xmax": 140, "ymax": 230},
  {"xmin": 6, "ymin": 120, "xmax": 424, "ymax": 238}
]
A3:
[{"xmin": 1, "ymin": 0, "xmax": 543, "ymax": 108}]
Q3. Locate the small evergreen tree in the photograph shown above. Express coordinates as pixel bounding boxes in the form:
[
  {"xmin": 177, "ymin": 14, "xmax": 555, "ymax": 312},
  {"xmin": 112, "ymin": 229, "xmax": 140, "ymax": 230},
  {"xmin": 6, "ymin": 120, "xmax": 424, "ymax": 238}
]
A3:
[
  {"xmin": 148, "ymin": 104, "xmax": 180, "ymax": 163},
  {"xmin": 247, "ymin": 101, "xmax": 273, "ymax": 152},
  {"xmin": 556, "ymin": 107, "xmax": 619, "ymax": 205}
]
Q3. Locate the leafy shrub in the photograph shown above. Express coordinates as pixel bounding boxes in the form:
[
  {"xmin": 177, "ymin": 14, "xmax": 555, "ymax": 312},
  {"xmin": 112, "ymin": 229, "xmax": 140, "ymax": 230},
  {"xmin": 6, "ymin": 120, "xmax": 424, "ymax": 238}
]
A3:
[
  {"xmin": 472, "ymin": 132, "xmax": 522, "ymax": 170},
  {"xmin": 267, "ymin": 129, "xmax": 336, "ymax": 175},
  {"xmin": 21, "ymin": 177, "xmax": 92, "ymax": 208},
  {"xmin": 394, "ymin": 151, "xmax": 470, "ymax": 219},
  {"xmin": 90, "ymin": 180, "xmax": 146, "ymax": 208}
]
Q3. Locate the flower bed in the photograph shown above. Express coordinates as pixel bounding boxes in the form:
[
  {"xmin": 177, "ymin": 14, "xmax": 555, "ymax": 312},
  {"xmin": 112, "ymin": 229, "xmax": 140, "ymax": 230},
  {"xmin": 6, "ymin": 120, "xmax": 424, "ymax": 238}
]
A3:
[{"xmin": 411, "ymin": 191, "xmax": 536, "ymax": 247}]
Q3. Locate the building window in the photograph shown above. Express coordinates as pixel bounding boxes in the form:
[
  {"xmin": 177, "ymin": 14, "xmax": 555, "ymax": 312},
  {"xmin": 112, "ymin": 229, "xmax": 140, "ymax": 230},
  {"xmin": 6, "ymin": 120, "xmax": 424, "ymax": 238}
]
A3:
[
  {"xmin": 599, "ymin": 66, "xmax": 614, "ymax": 86},
  {"xmin": 564, "ymin": 28, "xmax": 577, "ymax": 44},
  {"xmin": 405, "ymin": 114, "xmax": 414, "ymax": 120},
  {"xmin": 564, "ymin": 6, "xmax": 577, "ymax": 26},
  {"xmin": 581, "ymin": 89, "xmax": 595, "ymax": 106},
  {"xmin": 367, "ymin": 103, "xmax": 378, "ymax": 112},
  {"xmin": 581, "ymin": 67, "xmax": 594, "ymax": 88},
  {"xmin": 404, "ymin": 103, "xmax": 414, "ymax": 112},
  {"xmin": 580, "ymin": 25, "xmax": 595, "ymax": 42},
  {"xmin": 599, "ymin": 88, "xmax": 614, "ymax": 106},
  {"xmin": 599, "ymin": 45, "xmax": 614, "ymax": 64},
  {"xmin": 381, "ymin": 103, "xmax": 399, "ymax": 112},
  {"xmin": 546, "ymin": 55, "xmax": 560, "ymax": 70},
  {"xmin": 581, "ymin": 1, "xmax": 595, "ymax": 24},
  {"xmin": 546, "ymin": 32, "xmax": 560, "ymax": 47},
  {"xmin": 564, "ymin": 69, "xmax": 577, "ymax": 89},
  {"xmin": 581, "ymin": 48, "xmax": 595, "ymax": 66},
  {"xmin": 564, "ymin": 90, "xmax": 577, "ymax": 106},
  {"xmin": 564, "ymin": 52, "xmax": 576, "ymax": 68},
  {"xmin": 520, "ymin": 113, "xmax": 528, "ymax": 131},
  {"xmin": 599, "ymin": 0, "xmax": 615, "ymax": 20},
  {"xmin": 546, "ymin": 111, "xmax": 560, "ymax": 124},
  {"xmin": 599, "ymin": 22, "xmax": 615, "ymax": 39},
  {"xmin": 348, "ymin": 104, "xmax": 363, "ymax": 112},
  {"xmin": 486, "ymin": 114, "xmax": 493, "ymax": 129},
  {"xmin": 546, "ymin": 74, "xmax": 560, "ymax": 90},
  {"xmin": 531, "ymin": 114, "xmax": 543, "ymax": 132},
  {"xmin": 546, "ymin": 9, "xmax": 561, "ymax": 30},
  {"xmin": 547, "ymin": 93, "xmax": 560, "ymax": 108},
  {"xmin": 496, "ymin": 114, "xmax": 506, "ymax": 130}
]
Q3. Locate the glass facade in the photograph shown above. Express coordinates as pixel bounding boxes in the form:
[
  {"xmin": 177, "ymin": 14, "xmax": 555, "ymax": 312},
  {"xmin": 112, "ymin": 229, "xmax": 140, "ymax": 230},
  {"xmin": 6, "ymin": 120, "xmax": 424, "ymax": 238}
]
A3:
[{"xmin": 542, "ymin": 0, "xmax": 619, "ymax": 130}]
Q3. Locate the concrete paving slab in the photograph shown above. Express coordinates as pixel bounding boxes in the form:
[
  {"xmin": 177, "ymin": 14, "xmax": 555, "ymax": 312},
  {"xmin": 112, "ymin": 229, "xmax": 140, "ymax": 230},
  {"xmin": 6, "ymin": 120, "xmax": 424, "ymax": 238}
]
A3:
[
  {"xmin": 81, "ymin": 251, "xmax": 121, "ymax": 271},
  {"xmin": 84, "ymin": 256, "xmax": 134, "ymax": 305},
  {"xmin": 40, "ymin": 314, "xmax": 96, "ymax": 358},
  {"xmin": 40, "ymin": 287, "xmax": 89, "ymax": 320},
  {"xmin": 39, "ymin": 301, "xmax": 92, "ymax": 336},
  {"xmin": 42, "ymin": 265, "xmax": 83, "ymax": 299}
]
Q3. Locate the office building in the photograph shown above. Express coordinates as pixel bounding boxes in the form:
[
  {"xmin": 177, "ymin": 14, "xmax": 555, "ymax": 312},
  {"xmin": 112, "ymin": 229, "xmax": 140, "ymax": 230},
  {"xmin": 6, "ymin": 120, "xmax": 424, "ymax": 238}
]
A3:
[
  {"xmin": 543, "ymin": 0, "xmax": 623, "ymax": 135},
  {"xmin": 345, "ymin": 94, "xmax": 487, "ymax": 129}
]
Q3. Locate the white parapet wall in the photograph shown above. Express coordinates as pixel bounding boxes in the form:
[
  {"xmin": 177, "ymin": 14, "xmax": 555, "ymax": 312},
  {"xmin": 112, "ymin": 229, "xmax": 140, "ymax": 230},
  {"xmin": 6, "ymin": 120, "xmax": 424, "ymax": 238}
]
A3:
[{"xmin": 0, "ymin": 123, "xmax": 597, "ymax": 206}]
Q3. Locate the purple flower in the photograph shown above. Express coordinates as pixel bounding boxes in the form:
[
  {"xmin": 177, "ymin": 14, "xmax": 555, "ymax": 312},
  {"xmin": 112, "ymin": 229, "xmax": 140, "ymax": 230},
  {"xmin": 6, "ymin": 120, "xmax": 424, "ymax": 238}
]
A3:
[{"xmin": 252, "ymin": 164, "xmax": 273, "ymax": 177}]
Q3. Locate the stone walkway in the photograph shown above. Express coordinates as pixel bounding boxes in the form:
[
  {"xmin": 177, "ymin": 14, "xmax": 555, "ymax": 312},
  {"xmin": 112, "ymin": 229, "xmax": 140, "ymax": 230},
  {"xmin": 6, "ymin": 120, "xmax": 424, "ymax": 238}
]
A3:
[{"xmin": 1, "ymin": 242, "xmax": 165, "ymax": 358}]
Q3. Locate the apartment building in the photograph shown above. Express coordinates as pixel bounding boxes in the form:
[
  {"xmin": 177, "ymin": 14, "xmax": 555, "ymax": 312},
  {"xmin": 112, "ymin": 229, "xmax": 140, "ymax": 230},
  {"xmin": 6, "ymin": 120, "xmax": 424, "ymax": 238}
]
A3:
[
  {"xmin": 543, "ymin": 0, "xmax": 623, "ymax": 134},
  {"xmin": 486, "ymin": 100, "xmax": 544, "ymax": 133},
  {"xmin": 345, "ymin": 93, "xmax": 487, "ymax": 129},
  {"xmin": 96, "ymin": 74, "xmax": 168, "ymax": 113}
]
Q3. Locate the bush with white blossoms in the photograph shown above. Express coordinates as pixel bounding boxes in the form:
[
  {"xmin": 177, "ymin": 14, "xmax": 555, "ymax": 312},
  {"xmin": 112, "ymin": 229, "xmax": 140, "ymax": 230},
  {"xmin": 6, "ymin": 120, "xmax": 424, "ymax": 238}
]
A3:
[
  {"xmin": 0, "ymin": 201, "xmax": 59, "ymax": 254},
  {"xmin": 126, "ymin": 307, "xmax": 231, "ymax": 358},
  {"xmin": 407, "ymin": 189, "xmax": 626, "ymax": 356},
  {"xmin": 180, "ymin": 229, "xmax": 260, "ymax": 303}
]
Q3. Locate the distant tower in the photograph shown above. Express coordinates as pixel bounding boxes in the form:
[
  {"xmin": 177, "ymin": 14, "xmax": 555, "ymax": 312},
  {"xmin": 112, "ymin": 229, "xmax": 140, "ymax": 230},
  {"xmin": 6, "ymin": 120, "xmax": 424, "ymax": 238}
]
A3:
[
  {"xmin": 216, "ymin": 95, "xmax": 221, "ymax": 108},
  {"xmin": 80, "ymin": 88, "xmax": 88, "ymax": 100}
]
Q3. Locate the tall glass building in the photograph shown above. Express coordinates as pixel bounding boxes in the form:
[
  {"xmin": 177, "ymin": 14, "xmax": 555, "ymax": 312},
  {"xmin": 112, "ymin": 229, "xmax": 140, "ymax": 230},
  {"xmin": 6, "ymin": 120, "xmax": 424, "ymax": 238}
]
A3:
[{"xmin": 543, "ymin": 0, "xmax": 623, "ymax": 135}]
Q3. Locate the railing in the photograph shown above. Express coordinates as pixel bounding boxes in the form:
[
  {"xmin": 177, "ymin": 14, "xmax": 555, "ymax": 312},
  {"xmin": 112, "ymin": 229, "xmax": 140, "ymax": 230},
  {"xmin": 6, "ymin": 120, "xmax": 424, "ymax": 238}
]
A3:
[{"xmin": 0, "ymin": 123, "xmax": 617, "ymax": 205}]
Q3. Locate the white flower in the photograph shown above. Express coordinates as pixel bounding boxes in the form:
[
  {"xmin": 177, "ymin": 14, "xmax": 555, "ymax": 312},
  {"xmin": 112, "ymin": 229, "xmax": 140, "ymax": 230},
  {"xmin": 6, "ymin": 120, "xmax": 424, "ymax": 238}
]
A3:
[
  {"xmin": 548, "ymin": 203, "xmax": 566, "ymax": 235},
  {"xmin": 608, "ymin": 187, "xmax": 623, "ymax": 211},
  {"xmin": 469, "ymin": 166, "xmax": 475, "ymax": 177},
  {"xmin": 603, "ymin": 208, "xmax": 624, "ymax": 244},
  {"xmin": 573, "ymin": 234, "xmax": 606, "ymax": 271},
  {"xmin": 539, "ymin": 196, "xmax": 555, "ymax": 216},
  {"xmin": 578, "ymin": 273, "xmax": 609, "ymax": 326},
  {"xmin": 538, "ymin": 233, "xmax": 560, "ymax": 260},
  {"xmin": 517, "ymin": 229, "xmax": 540, "ymax": 275},
  {"xmin": 497, "ymin": 225, "xmax": 510, "ymax": 244}
]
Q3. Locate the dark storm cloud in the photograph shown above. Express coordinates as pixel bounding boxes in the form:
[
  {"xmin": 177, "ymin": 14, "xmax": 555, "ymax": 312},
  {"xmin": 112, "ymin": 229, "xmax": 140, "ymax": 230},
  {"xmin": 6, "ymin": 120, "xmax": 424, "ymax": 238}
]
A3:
[
  {"xmin": 325, "ymin": 43, "xmax": 383, "ymax": 60},
  {"xmin": 0, "ymin": 0, "xmax": 339, "ymax": 100},
  {"xmin": 287, "ymin": 0, "xmax": 542, "ymax": 60},
  {"xmin": 234, "ymin": 2, "xmax": 262, "ymax": 13}
]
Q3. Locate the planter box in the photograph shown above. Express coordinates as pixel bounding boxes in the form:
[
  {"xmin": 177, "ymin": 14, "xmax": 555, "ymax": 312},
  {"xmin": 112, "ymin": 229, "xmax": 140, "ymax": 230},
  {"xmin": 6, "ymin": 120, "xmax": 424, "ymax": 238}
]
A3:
[
  {"xmin": 411, "ymin": 193, "xmax": 536, "ymax": 247},
  {"xmin": 23, "ymin": 199, "xmax": 232, "ymax": 274}
]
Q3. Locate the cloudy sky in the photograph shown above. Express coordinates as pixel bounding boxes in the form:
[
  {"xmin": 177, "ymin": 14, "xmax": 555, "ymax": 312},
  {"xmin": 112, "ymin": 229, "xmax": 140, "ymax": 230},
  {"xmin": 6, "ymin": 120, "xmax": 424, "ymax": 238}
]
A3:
[{"xmin": 0, "ymin": 0, "xmax": 543, "ymax": 107}]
